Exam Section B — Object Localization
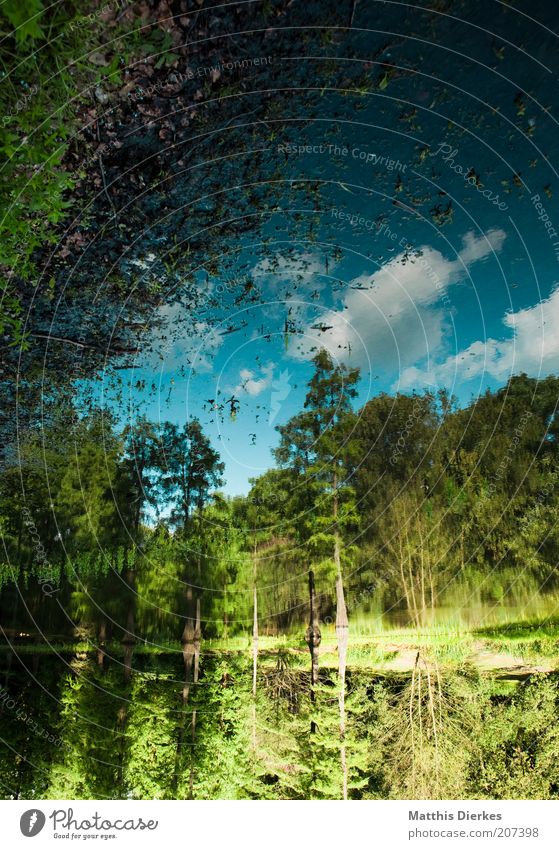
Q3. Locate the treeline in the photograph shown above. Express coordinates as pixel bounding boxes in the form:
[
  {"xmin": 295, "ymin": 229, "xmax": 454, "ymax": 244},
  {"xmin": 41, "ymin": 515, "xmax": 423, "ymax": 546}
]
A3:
[{"xmin": 1, "ymin": 354, "xmax": 558, "ymax": 645}]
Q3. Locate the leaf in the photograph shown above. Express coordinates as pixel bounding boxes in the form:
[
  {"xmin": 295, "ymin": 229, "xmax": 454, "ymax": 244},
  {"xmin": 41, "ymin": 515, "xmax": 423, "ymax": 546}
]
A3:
[
  {"xmin": 1, "ymin": 0, "xmax": 45, "ymax": 43},
  {"xmin": 378, "ymin": 72, "xmax": 390, "ymax": 90}
]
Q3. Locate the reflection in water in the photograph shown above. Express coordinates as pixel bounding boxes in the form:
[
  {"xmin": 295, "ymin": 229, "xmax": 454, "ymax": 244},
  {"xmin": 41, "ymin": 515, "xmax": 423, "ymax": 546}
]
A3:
[
  {"xmin": 1, "ymin": 644, "xmax": 558, "ymax": 800},
  {"xmin": 370, "ymin": 581, "xmax": 559, "ymax": 631},
  {"xmin": 2, "ymin": 0, "xmax": 559, "ymax": 804}
]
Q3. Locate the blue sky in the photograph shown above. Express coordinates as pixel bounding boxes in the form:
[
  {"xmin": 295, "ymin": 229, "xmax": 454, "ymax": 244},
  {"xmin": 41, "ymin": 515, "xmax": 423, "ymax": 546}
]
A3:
[
  {"xmin": 105, "ymin": 199, "xmax": 559, "ymax": 495},
  {"xmin": 96, "ymin": 10, "xmax": 559, "ymax": 494}
]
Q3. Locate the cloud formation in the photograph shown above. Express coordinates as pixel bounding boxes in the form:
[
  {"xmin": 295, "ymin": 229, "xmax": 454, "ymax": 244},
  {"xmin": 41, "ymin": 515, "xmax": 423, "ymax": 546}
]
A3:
[
  {"xmin": 398, "ymin": 285, "xmax": 559, "ymax": 391},
  {"xmin": 293, "ymin": 229, "xmax": 507, "ymax": 377},
  {"xmin": 234, "ymin": 362, "xmax": 275, "ymax": 397}
]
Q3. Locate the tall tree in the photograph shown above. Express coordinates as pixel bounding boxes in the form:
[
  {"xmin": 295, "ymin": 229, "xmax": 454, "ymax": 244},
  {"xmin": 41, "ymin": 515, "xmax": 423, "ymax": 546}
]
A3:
[
  {"xmin": 122, "ymin": 417, "xmax": 161, "ymax": 535},
  {"xmin": 159, "ymin": 419, "xmax": 223, "ymax": 797},
  {"xmin": 242, "ymin": 470, "xmax": 292, "ymax": 748},
  {"xmin": 55, "ymin": 410, "xmax": 134, "ymax": 668},
  {"xmin": 157, "ymin": 419, "xmax": 224, "ymax": 530},
  {"xmin": 275, "ymin": 349, "xmax": 360, "ymax": 798}
]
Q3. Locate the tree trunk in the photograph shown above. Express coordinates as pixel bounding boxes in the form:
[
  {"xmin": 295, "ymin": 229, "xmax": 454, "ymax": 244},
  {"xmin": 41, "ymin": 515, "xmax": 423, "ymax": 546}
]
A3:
[
  {"xmin": 305, "ymin": 569, "xmax": 321, "ymax": 734},
  {"xmin": 252, "ymin": 574, "xmax": 258, "ymax": 749},
  {"xmin": 97, "ymin": 618, "xmax": 107, "ymax": 670},
  {"xmin": 173, "ymin": 584, "xmax": 198, "ymax": 793},
  {"xmin": 333, "ymin": 485, "xmax": 349, "ymax": 800},
  {"xmin": 180, "ymin": 585, "xmax": 199, "ymax": 700},
  {"xmin": 335, "ymin": 560, "xmax": 349, "ymax": 800},
  {"xmin": 252, "ymin": 584, "xmax": 258, "ymax": 698},
  {"xmin": 189, "ymin": 596, "xmax": 201, "ymax": 799},
  {"xmin": 181, "ymin": 628, "xmax": 195, "ymax": 700},
  {"xmin": 122, "ymin": 567, "xmax": 136, "ymax": 683},
  {"xmin": 398, "ymin": 535, "xmax": 412, "ymax": 613}
]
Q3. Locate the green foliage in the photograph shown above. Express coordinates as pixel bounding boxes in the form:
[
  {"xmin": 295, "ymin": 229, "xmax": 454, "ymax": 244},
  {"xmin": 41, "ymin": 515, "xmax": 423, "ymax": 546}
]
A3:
[
  {"xmin": 469, "ymin": 674, "xmax": 559, "ymax": 799},
  {"xmin": 2, "ymin": 651, "xmax": 559, "ymax": 800},
  {"xmin": 46, "ymin": 660, "xmax": 127, "ymax": 799},
  {"xmin": 366, "ymin": 669, "xmax": 485, "ymax": 799},
  {"xmin": 292, "ymin": 678, "xmax": 371, "ymax": 799},
  {"xmin": 122, "ymin": 672, "xmax": 178, "ymax": 800},
  {"xmin": 1, "ymin": 372, "xmax": 559, "ymax": 800},
  {"xmin": 1, "ymin": 0, "xmax": 45, "ymax": 44},
  {"xmin": 273, "ymin": 349, "xmax": 361, "ymax": 608},
  {"xmin": 0, "ymin": 0, "xmax": 130, "ymax": 340},
  {"xmin": 56, "ymin": 415, "xmax": 129, "ymax": 553},
  {"xmin": 157, "ymin": 419, "xmax": 224, "ymax": 528},
  {"xmin": 184, "ymin": 658, "xmax": 271, "ymax": 799}
]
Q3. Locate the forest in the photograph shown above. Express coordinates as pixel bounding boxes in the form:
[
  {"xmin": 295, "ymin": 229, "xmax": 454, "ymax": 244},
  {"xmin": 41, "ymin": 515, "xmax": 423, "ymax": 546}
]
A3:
[
  {"xmin": 2, "ymin": 0, "xmax": 559, "ymax": 804},
  {"xmin": 2, "ymin": 354, "xmax": 559, "ymax": 799}
]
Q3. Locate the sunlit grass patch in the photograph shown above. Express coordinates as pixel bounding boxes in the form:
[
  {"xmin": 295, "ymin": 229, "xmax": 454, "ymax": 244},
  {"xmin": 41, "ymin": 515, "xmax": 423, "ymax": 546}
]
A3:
[{"xmin": 474, "ymin": 616, "xmax": 559, "ymax": 640}]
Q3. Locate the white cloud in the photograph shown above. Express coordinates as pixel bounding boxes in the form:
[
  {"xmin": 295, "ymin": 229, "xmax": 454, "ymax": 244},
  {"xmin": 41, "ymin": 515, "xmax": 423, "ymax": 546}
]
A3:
[
  {"xmin": 188, "ymin": 323, "xmax": 225, "ymax": 373},
  {"xmin": 398, "ymin": 286, "xmax": 559, "ymax": 391},
  {"xmin": 251, "ymin": 249, "xmax": 341, "ymax": 305},
  {"xmin": 143, "ymin": 305, "xmax": 225, "ymax": 374},
  {"xmin": 456, "ymin": 229, "xmax": 506, "ymax": 265},
  {"xmin": 234, "ymin": 362, "xmax": 275, "ymax": 397},
  {"xmin": 292, "ymin": 229, "xmax": 507, "ymax": 374}
]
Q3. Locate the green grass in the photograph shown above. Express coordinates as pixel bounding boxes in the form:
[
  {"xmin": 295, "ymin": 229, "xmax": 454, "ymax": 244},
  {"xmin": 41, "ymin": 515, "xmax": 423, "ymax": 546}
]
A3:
[
  {"xmin": 2, "ymin": 613, "xmax": 558, "ymax": 679},
  {"xmin": 474, "ymin": 616, "xmax": 559, "ymax": 640}
]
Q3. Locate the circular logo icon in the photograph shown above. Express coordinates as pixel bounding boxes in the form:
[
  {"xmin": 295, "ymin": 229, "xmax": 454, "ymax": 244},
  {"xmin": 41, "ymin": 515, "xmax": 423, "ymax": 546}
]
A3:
[{"xmin": 20, "ymin": 810, "xmax": 46, "ymax": 837}]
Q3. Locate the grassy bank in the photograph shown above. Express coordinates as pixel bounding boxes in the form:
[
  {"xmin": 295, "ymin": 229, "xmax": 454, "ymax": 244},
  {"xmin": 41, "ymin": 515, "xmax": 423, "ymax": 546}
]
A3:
[{"xmin": 3, "ymin": 615, "xmax": 558, "ymax": 677}]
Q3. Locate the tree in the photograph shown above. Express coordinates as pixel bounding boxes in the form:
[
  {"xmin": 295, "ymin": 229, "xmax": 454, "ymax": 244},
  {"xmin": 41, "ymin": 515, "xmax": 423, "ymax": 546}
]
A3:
[
  {"xmin": 275, "ymin": 349, "xmax": 360, "ymax": 798},
  {"xmin": 374, "ymin": 484, "xmax": 452, "ymax": 625},
  {"xmin": 153, "ymin": 418, "xmax": 224, "ymax": 796},
  {"xmin": 156, "ymin": 419, "xmax": 224, "ymax": 530},
  {"xmin": 122, "ymin": 417, "xmax": 161, "ymax": 535},
  {"xmin": 55, "ymin": 410, "xmax": 131, "ymax": 555},
  {"xmin": 54, "ymin": 410, "xmax": 134, "ymax": 667},
  {"xmin": 239, "ymin": 470, "xmax": 294, "ymax": 748}
]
